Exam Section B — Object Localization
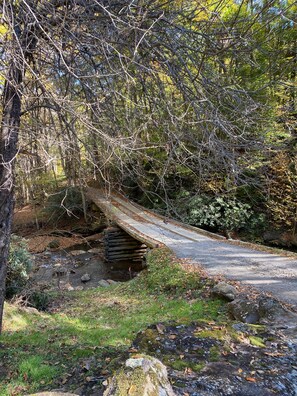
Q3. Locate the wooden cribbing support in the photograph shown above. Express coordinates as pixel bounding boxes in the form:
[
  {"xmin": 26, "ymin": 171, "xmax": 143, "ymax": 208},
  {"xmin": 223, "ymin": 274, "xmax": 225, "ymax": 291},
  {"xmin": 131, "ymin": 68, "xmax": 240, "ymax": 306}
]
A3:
[{"xmin": 104, "ymin": 226, "xmax": 148, "ymax": 263}]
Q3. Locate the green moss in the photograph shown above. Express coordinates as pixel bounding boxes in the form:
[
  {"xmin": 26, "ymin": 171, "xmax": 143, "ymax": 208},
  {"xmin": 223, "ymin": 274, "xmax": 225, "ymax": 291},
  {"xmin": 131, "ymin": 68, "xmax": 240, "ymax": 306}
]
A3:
[
  {"xmin": 111, "ymin": 368, "xmax": 148, "ymax": 395},
  {"xmin": 196, "ymin": 328, "xmax": 227, "ymax": 340},
  {"xmin": 136, "ymin": 328, "xmax": 160, "ymax": 351},
  {"xmin": 169, "ymin": 359, "xmax": 204, "ymax": 372},
  {"xmin": 107, "ymin": 356, "xmax": 167, "ymax": 396},
  {"xmin": 247, "ymin": 324, "xmax": 266, "ymax": 331},
  {"xmin": 249, "ymin": 336, "xmax": 266, "ymax": 348},
  {"xmin": 209, "ymin": 346, "xmax": 221, "ymax": 361}
]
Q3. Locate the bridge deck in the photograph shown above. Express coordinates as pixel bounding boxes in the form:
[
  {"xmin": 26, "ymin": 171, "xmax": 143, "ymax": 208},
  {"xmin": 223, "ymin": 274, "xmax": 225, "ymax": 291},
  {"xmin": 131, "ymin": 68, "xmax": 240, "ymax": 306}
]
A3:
[{"xmin": 86, "ymin": 187, "xmax": 297, "ymax": 307}]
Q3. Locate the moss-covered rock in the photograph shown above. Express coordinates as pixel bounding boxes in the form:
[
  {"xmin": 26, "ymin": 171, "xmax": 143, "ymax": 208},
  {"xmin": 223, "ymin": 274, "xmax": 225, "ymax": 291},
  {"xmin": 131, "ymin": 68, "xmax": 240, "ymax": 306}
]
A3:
[{"xmin": 103, "ymin": 355, "xmax": 175, "ymax": 396}]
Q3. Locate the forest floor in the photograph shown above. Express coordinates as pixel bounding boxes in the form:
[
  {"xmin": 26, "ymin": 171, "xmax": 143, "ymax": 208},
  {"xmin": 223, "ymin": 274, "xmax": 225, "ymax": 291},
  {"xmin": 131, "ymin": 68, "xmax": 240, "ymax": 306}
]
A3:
[{"xmin": 0, "ymin": 206, "xmax": 296, "ymax": 395}]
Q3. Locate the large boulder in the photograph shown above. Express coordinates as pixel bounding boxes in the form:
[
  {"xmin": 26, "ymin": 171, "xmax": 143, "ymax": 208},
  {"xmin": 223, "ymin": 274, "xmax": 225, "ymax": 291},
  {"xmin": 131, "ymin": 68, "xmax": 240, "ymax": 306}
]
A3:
[
  {"xmin": 228, "ymin": 295, "xmax": 297, "ymax": 327},
  {"xmin": 228, "ymin": 297, "xmax": 260, "ymax": 324},
  {"xmin": 258, "ymin": 296, "xmax": 297, "ymax": 327},
  {"xmin": 103, "ymin": 355, "xmax": 175, "ymax": 396}
]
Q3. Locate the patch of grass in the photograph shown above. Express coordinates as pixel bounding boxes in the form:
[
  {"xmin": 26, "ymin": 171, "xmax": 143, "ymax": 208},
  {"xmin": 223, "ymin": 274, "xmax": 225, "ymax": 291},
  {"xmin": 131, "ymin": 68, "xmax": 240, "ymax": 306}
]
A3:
[
  {"xmin": 0, "ymin": 248, "xmax": 224, "ymax": 395},
  {"xmin": 137, "ymin": 248, "xmax": 208, "ymax": 296},
  {"xmin": 2, "ymin": 304, "xmax": 32, "ymax": 332},
  {"xmin": 19, "ymin": 356, "xmax": 59, "ymax": 383},
  {"xmin": 209, "ymin": 345, "xmax": 221, "ymax": 361}
]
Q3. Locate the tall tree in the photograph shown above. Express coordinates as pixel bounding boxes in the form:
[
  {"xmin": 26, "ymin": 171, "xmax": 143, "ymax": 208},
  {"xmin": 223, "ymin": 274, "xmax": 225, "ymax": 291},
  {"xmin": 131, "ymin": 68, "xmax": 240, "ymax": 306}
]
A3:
[{"xmin": 0, "ymin": 1, "xmax": 33, "ymax": 330}]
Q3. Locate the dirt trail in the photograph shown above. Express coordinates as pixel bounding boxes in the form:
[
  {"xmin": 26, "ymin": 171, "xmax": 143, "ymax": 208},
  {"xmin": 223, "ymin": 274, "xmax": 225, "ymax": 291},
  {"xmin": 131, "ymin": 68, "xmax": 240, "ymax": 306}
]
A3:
[{"xmin": 87, "ymin": 188, "xmax": 297, "ymax": 308}]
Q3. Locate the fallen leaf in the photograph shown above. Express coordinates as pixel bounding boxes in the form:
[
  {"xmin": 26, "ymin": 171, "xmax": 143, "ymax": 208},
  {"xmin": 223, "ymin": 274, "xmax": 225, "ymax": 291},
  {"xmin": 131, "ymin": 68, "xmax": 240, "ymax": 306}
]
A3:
[
  {"xmin": 169, "ymin": 334, "xmax": 177, "ymax": 340},
  {"xmin": 246, "ymin": 377, "xmax": 257, "ymax": 382}
]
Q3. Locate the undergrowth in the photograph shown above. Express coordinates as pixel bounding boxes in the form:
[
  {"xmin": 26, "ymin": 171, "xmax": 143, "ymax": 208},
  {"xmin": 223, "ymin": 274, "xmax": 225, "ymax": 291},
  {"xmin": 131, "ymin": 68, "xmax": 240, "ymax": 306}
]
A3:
[
  {"xmin": 0, "ymin": 248, "xmax": 223, "ymax": 395},
  {"xmin": 6, "ymin": 236, "xmax": 32, "ymax": 299}
]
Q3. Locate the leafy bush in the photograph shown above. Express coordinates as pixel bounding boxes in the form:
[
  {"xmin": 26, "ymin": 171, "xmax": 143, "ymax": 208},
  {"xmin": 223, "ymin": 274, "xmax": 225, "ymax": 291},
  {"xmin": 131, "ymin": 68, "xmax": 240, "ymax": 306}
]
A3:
[
  {"xmin": 6, "ymin": 235, "xmax": 32, "ymax": 299},
  {"xmin": 186, "ymin": 195, "xmax": 265, "ymax": 232},
  {"xmin": 44, "ymin": 187, "xmax": 86, "ymax": 222}
]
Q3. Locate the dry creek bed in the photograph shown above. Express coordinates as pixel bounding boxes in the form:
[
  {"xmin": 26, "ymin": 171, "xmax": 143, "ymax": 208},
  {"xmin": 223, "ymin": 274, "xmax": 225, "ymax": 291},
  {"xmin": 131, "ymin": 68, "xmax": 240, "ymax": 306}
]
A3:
[{"xmin": 30, "ymin": 242, "xmax": 142, "ymax": 291}]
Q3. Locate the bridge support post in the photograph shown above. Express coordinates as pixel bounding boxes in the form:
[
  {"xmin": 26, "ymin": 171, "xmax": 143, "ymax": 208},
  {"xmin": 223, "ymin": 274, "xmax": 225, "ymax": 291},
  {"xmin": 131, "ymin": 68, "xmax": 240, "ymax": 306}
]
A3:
[{"xmin": 104, "ymin": 227, "xmax": 148, "ymax": 265}]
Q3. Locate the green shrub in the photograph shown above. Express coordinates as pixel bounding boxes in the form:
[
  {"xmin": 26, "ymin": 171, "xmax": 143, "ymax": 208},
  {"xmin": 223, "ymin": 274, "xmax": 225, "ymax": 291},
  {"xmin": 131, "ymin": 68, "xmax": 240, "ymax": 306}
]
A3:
[
  {"xmin": 186, "ymin": 195, "xmax": 265, "ymax": 232},
  {"xmin": 27, "ymin": 289, "xmax": 51, "ymax": 311},
  {"xmin": 6, "ymin": 236, "xmax": 32, "ymax": 299}
]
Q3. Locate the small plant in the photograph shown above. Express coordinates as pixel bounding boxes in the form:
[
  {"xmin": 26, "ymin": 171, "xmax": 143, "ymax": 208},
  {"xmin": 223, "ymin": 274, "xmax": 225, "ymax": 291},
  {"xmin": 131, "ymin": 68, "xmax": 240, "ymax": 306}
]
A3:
[{"xmin": 6, "ymin": 235, "xmax": 32, "ymax": 299}]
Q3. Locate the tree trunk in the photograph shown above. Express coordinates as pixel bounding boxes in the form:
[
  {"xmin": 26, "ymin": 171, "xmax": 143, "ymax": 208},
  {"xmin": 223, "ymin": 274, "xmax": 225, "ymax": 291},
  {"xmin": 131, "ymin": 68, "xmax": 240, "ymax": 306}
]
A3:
[{"xmin": 0, "ymin": 60, "xmax": 23, "ymax": 332}]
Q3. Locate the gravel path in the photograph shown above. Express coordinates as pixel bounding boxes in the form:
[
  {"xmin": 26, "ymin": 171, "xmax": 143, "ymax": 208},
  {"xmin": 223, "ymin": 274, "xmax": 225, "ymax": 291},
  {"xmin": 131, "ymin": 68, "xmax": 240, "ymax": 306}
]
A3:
[{"xmin": 87, "ymin": 188, "xmax": 297, "ymax": 307}]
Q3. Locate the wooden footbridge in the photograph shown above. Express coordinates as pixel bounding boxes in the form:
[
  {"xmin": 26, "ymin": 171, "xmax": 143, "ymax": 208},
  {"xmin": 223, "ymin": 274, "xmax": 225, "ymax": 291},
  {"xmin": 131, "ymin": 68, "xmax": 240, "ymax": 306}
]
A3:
[
  {"xmin": 86, "ymin": 186, "xmax": 225, "ymax": 263},
  {"xmin": 86, "ymin": 187, "xmax": 297, "ymax": 307}
]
